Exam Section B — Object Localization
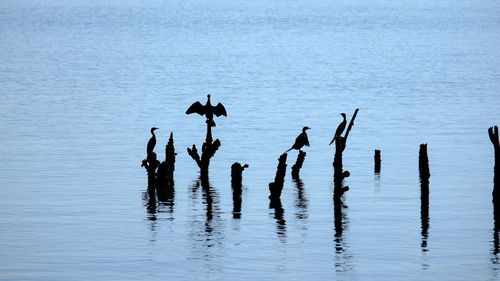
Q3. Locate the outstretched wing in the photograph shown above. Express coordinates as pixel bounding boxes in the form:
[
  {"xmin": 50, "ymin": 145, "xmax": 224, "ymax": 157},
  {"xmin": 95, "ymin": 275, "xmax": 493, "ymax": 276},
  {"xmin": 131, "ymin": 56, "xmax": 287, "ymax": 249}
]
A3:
[
  {"xmin": 186, "ymin": 101, "xmax": 205, "ymax": 116},
  {"xmin": 213, "ymin": 103, "xmax": 227, "ymax": 117}
]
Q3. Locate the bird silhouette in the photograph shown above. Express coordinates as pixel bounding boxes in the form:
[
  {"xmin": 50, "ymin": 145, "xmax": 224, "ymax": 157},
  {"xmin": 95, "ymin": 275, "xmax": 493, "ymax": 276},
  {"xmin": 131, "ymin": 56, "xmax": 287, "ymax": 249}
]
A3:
[
  {"xmin": 147, "ymin": 127, "xmax": 159, "ymax": 155},
  {"xmin": 329, "ymin": 113, "xmax": 346, "ymax": 145},
  {"xmin": 287, "ymin": 126, "xmax": 311, "ymax": 152},
  {"xmin": 186, "ymin": 94, "xmax": 227, "ymax": 126}
]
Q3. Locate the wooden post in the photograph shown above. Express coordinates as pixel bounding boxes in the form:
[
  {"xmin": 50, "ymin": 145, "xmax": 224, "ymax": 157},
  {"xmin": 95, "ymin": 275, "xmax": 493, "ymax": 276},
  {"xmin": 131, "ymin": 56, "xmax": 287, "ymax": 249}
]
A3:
[
  {"xmin": 333, "ymin": 108, "xmax": 358, "ymax": 199},
  {"xmin": 142, "ymin": 152, "xmax": 160, "ymax": 188},
  {"xmin": 374, "ymin": 149, "xmax": 381, "ymax": 174},
  {"xmin": 419, "ymin": 143, "xmax": 430, "ymax": 252},
  {"xmin": 231, "ymin": 162, "xmax": 248, "ymax": 219},
  {"xmin": 187, "ymin": 119, "xmax": 221, "ymax": 180},
  {"xmin": 489, "ymin": 126, "xmax": 500, "ymax": 204},
  {"xmin": 291, "ymin": 150, "xmax": 306, "ymax": 178},
  {"xmin": 269, "ymin": 153, "xmax": 288, "ymax": 200}
]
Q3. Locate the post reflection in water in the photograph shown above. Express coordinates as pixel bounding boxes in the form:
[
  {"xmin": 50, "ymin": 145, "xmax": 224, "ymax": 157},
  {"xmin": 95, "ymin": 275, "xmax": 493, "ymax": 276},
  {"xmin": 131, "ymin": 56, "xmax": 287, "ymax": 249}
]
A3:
[
  {"xmin": 188, "ymin": 176, "xmax": 225, "ymax": 266},
  {"xmin": 142, "ymin": 181, "xmax": 176, "ymax": 242},
  {"xmin": 293, "ymin": 178, "xmax": 308, "ymax": 221},
  {"xmin": 333, "ymin": 197, "xmax": 355, "ymax": 273},
  {"xmin": 420, "ymin": 181, "xmax": 430, "ymax": 254},
  {"xmin": 269, "ymin": 198, "xmax": 286, "ymax": 243},
  {"xmin": 492, "ymin": 206, "xmax": 500, "ymax": 265},
  {"xmin": 492, "ymin": 183, "xmax": 500, "ymax": 269}
]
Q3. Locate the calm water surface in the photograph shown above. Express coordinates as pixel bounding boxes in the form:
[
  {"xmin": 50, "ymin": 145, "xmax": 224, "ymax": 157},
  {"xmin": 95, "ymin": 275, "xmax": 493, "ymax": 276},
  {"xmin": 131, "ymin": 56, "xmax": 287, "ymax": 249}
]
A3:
[{"xmin": 1, "ymin": 0, "xmax": 500, "ymax": 280}]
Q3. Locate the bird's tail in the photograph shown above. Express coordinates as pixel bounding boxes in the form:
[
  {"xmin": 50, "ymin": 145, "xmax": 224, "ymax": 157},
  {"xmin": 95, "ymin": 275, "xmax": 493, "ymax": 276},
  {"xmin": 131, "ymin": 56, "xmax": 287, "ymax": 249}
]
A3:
[
  {"xmin": 329, "ymin": 137, "xmax": 336, "ymax": 146},
  {"xmin": 285, "ymin": 147, "xmax": 292, "ymax": 152}
]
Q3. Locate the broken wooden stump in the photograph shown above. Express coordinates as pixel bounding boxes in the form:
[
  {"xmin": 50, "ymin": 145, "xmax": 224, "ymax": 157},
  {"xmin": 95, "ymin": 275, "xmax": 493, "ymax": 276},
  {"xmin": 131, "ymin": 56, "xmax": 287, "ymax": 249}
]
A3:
[
  {"xmin": 231, "ymin": 162, "xmax": 248, "ymax": 219},
  {"xmin": 157, "ymin": 132, "xmax": 176, "ymax": 195},
  {"xmin": 142, "ymin": 152, "xmax": 160, "ymax": 188},
  {"xmin": 489, "ymin": 126, "xmax": 500, "ymax": 204},
  {"xmin": 333, "ymin": 108, "xmax": 358, "ymax": 200},
  {"xmin": 419, "ymin": 143, "xmax": 430, "ymax": 252},
  {"xmin": 187, "ymin": 120, "xmax": 221, "ymax": 180},
  {"xmin": 374, "ymin": 149, "xmax": 381, "ymax": 174},
  {"xmin": 269, "ymin": 153, "xmax": 287, "ymax": 200},
  {"xmin": 291, "ymin": 150, "xmax": 306, "ymax": 179}
]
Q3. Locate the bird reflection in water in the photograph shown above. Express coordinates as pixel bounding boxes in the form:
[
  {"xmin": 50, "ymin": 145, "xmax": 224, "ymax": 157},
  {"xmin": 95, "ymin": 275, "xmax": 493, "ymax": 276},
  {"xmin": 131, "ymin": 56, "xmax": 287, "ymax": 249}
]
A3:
[
  {"xmin": 269, "ymin": 198, "xmax": 286, "ymax": 243},
  {"xmin": 333, "ymin": 197, "xmax": 355, "ymax": 273},
  {"xmin": 188, "ymin": 176, "xmax": 225, "ymax": 265}
]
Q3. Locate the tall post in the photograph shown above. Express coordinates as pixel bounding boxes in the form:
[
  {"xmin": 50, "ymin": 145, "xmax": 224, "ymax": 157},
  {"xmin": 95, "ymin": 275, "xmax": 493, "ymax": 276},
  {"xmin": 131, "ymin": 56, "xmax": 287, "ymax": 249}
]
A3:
[
  {"xmin": 333, "ymin": 108, "xmax": 358, "ymax": 200},
  {"xmin": 419, "ymin": 143, "xmax": 430, "ymax": 252}
]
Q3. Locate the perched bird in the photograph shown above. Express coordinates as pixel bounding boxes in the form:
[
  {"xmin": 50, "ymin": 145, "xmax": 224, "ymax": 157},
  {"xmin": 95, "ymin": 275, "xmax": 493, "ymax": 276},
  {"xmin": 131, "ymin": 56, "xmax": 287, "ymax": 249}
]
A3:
[
  {"xmin": 147, "ymin": 127, "xmax": 159, "ymax": 155},
  {"xmin": 186, "ymin": 94, "xmax": 227, "ymax": 126},
  {"xmin": 329, "ymin": 113, "xmax": 347, "ymax": 145},
  {"xmin": 287, "ymin": 126, "xmax": 311, "ymax": 152}
]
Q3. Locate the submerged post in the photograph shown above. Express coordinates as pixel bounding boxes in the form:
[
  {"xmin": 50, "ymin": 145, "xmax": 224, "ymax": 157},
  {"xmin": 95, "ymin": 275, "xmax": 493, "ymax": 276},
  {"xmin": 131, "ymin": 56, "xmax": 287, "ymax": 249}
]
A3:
[
  {"xmin": 419, "ymin": 143, "xmax": 430, "ymax": 252},
  {"xmin": 142, "ymin": 152, "xmax": 160, "ymax": 188},
  {"xmin": 231, "ymin": 162, "xmax": 248, "ymax": 219},
  {"xmin": 489, "ymin": 126, "xmax": 500, "ymax": 204},
  {"xmin": 269, "ymin": 153, "xmax": 288, "ymax": 200},
  {"xmin": 333, "ymin": 108, "xmax": 359, "ymax": 200},
  {"xmin": 291, "ymin": 150, "xmax": 306, "ymax": 179},
  {"xmin": 156, "ymin": 132, "xmax": 177, "ymax": 200},
  {"xmin": 374, "ymin": 149, "xmax": 381, "ymax": 174}
]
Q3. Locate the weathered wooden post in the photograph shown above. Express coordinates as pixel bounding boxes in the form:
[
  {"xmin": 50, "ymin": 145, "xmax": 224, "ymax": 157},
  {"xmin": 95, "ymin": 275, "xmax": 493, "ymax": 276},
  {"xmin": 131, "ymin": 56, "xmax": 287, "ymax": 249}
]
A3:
[
  {"xmin": 142, "ymin": 152, "xmax": 160, "ymax": 188},
  {"xmin": 156, "ymin": 132, "xmax": 176, "ymax": 201},
  {"xmin": 269, "ymin": 153, "xmax": 288, "ymax": 200},
  {"xmin": 231, "ymin": 162, "xmax": 248, "ymax": 219},
  {"xmin": 291, "ymin": 150, "xmax": 306, "ymax": 179},
  {"xmin": 489, "ymin": 126, "xmax": 500, "ymax": 204},
  {"xmin": 419, "ymin": 143, "xmax": 430, "ymax": 252},
  {"xmin": 488, "ymin": 126, "xmax": 500, "ymax": 255},
  {"xmin": 374, "ymin": 149, "xmax": 381, "ymax": 174},
  {"xmin": 333, "ymin": 108, "xmax": 359, "ymax": 200}
]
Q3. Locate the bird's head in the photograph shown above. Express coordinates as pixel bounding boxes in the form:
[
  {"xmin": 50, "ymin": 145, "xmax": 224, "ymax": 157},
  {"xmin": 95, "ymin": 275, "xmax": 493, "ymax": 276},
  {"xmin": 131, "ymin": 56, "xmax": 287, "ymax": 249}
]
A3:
[
  {"xmin": 151, "ymin": 127, "xmax": 159, "ymax": 133},
  {"xmin": 302, "ymin": 126, "xmax": 311, "ymax": 132},
  {"xmin": 207, "ymin": 94, "xmax": 211, "ymax": 100},
  {"xmin": 340, "ymin": 113, "xmax": 346, "ymax": 118}
]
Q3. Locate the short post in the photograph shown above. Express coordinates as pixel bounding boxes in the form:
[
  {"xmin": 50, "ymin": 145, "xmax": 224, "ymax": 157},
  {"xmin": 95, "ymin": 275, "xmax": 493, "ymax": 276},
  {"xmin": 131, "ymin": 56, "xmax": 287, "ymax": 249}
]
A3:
[
  {"xmin": 291, "ymin": 150, "xmax": 306, "ymax": 179},
  {"xmin": 231, "ymin": 162, "xmax": 248, "ymax": 219},
  {"xmin": 374, "ymin": 149, "xmax": 381, "ymax": 174},
  {"xmin": 269, "ymin": 153, "xmax": 288, "ymax": 200},
  {"xmin": 142, "ymin": 152, "xmax": 160, "ymax": 188}
]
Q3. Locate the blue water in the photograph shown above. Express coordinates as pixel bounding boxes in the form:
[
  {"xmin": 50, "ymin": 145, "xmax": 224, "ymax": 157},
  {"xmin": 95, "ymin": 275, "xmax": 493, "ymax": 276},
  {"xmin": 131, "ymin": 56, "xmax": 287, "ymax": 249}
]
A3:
[{"xmin": 1, "ymin": 0, "xmax": 500, "ymax": 280}]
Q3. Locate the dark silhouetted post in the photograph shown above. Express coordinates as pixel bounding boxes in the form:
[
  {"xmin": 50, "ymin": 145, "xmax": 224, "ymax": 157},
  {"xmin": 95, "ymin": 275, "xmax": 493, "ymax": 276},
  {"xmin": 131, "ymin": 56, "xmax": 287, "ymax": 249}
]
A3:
[
  {"xmin": 231, "ymin": 162, "xmax": 248, "ymax": 219},
  {"xmin": 165, "ymin": 132, "xmax": 176, "ymax": 184},
  {"xmin": 489, "ymin": 126, "xmax": 500, "ymax": 256},
  {"xmin": 419, "ymin": 143, "xmax": 430, "ymax": 252},
  {"xmin": 142, "ymin": 152, "xmax": 160, "ymax": 188},
  {"xmin": 157, "ymin": 132, "xmax": 177, "ymax": 198},
  {"xmin": 291, "ymin": 150, "xmax": 306, "ymax": 178},
  {"xmin": 186, "ymin": 95, "xmax": 226, "ymax": 180},
  {"xmin": 489, "ymin": 126, "xmax": 500, "ymax": 204},
  {"xmin": 333, "ymin": 109, "xmax": 359, "ymax": 200},
  {"xmin": 374, "ymin": 149, "xmax": 381, "ymax": 174},
  {"xmin": 269, "ymin": 153, "xmax": 287, "ymax": 200}
]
